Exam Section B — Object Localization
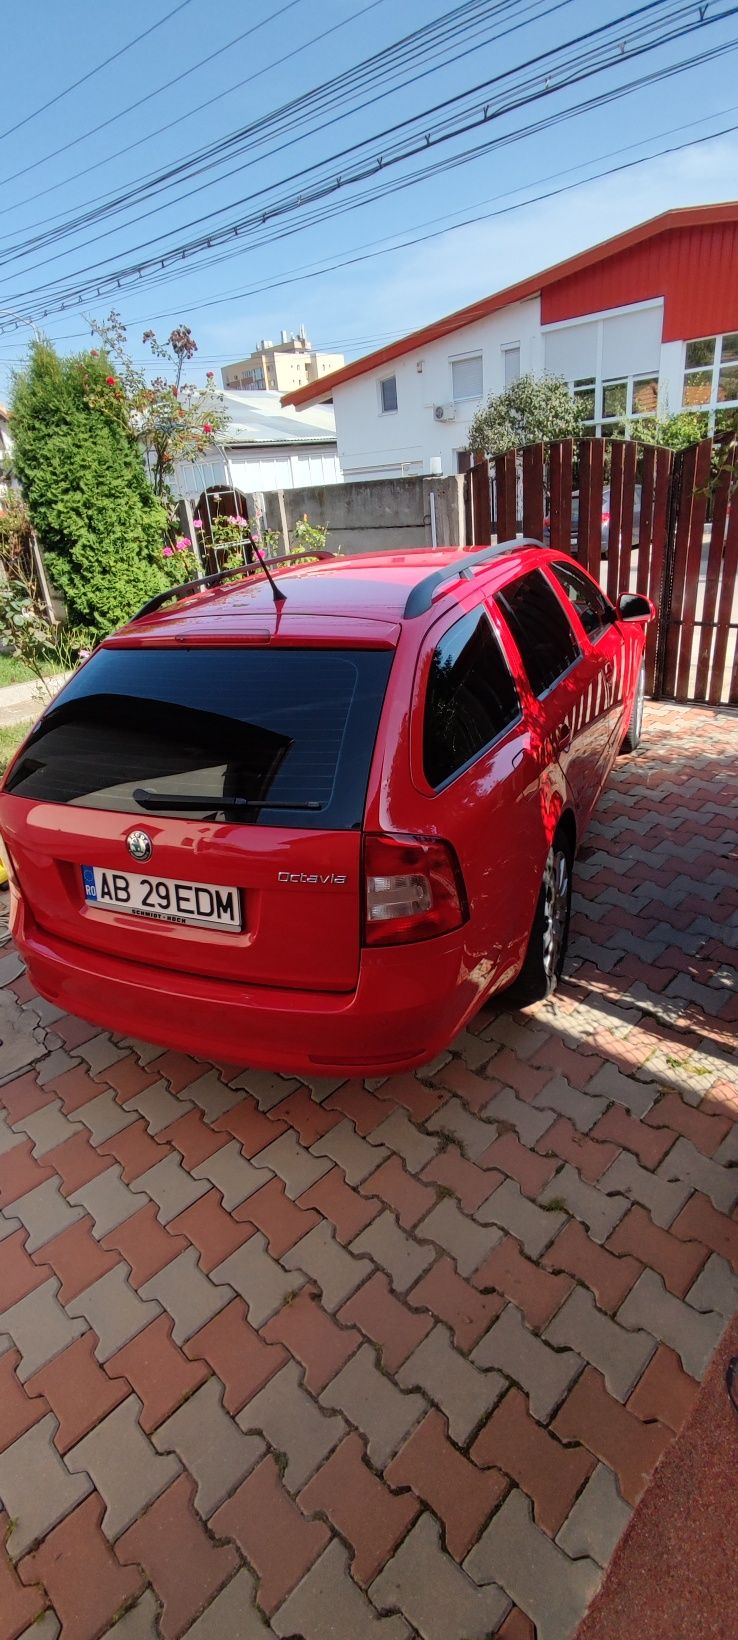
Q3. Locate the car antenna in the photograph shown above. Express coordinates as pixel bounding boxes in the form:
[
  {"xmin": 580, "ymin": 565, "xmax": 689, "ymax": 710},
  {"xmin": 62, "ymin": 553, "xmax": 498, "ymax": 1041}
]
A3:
[{"xmin": 248, "ymin": 532, "xmax": 286, "ymax": 605}]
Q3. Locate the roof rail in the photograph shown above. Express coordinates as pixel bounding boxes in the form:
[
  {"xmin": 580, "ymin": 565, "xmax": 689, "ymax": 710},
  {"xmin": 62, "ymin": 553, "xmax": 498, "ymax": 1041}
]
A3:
[
  {"xmin": 131, "ymin": 550, "xmax": 337, "ymax": 623},
  {"xmin": 403, "ymin": 538, "xmax": 543, "ymax": 619}
]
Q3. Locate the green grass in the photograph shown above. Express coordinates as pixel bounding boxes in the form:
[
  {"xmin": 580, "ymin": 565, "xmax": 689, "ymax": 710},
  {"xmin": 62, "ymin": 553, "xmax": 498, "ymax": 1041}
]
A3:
[
  {"xmin": 0, "ymin": 654, "xmax": 58, "ymax": 687},
  {"xmin": 0, "ymin": 719, "xmax": 33, "ymax": 775}
]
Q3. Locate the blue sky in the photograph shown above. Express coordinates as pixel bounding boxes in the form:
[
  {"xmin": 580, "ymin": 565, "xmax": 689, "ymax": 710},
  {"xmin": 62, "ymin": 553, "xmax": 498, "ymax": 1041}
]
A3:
[{"xmin": 0, "ymin": 0, "xmax": 737, "ymax": 399}]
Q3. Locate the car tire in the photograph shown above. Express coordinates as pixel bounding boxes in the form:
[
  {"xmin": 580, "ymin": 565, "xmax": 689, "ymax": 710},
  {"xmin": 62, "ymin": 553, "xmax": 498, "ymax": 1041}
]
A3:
[
  {"xmin": 508, "ymin": 827, "xmax": 574, "ymax": 1007},
  {"xmin": 620, "ymin": 661, "xmax": 645, "ymax": 753}
]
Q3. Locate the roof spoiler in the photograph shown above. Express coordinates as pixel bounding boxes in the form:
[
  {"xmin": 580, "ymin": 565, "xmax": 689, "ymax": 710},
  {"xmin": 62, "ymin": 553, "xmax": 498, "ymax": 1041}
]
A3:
[
  {"xmin": 131, "ymin": 551, "xmax": 337, "ymax": 623},
  {"xmin": 403, "ymin": 538, "xmax": 543, "ymax": 618}
]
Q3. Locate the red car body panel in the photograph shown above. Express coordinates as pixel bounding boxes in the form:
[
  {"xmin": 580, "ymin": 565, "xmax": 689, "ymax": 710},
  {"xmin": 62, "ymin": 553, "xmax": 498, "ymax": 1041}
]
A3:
[{"xmin": 0, "ymin": 545, "xmax": 650, "ymax": 1074}]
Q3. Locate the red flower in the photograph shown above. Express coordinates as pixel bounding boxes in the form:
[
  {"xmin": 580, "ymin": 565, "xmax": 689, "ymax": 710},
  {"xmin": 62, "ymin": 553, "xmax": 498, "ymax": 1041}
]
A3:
[
  {"xmin": 106, "ymin": 375, "xmax": 116, "ymax": 386},
  {"xmin": 90, "ymin": 349, "xmax": 99, "ymax": 357},
  {"xmin": 206, "ymin": 371, "xmax": 214, "ymax": 379},
  {"xmin": 202, "ymin": 422, "xmax": 213, "ymax": 434}
]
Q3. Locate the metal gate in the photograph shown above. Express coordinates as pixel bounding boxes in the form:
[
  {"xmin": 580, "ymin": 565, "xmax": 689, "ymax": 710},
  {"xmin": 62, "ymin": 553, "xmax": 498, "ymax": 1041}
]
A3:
[{"xmin": 465, "ymin": 436, "xmax": 738, "ymax": 705}]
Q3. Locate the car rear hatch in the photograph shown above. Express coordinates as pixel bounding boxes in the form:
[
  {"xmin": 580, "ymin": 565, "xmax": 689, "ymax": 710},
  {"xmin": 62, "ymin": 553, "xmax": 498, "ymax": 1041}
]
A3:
[{"xmin": 2, "ymin": 639, "xmax": 394, "ymax": 993}]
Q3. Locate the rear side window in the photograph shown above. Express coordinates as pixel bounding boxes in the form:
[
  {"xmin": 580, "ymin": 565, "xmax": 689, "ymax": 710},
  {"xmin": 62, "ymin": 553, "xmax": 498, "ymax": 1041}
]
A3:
[
  {"xmin": 5, "ymin": 646, "xmax": 393, "ymax": 830},
  {"xmin": 497, "ymin": 568, "xmax": 580, "ymax": 697},
  {"xmin": 424, "ymin": 609, "xmax": 520, "ymax": 788},
  {"xmin": 549, "ymin": 561, "xmax": 615, "ymax": 642}
]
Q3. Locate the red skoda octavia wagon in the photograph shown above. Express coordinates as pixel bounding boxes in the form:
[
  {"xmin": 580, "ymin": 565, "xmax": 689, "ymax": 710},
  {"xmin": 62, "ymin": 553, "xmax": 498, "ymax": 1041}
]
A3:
[{"xmin": 0, "ymin": 543, "xmax": 653, "ymax": 1075}]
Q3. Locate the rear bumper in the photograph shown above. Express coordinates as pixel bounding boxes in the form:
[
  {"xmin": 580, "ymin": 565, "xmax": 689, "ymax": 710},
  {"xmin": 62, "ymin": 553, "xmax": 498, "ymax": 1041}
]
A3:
[{"xmin": 10, "ymin": 897, "xmax": 483, "ymax": 1076}]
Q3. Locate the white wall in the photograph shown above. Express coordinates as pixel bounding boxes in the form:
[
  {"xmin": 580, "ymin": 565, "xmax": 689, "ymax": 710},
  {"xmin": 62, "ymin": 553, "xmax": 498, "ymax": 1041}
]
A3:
[
  {"xmin": 332, "ymin": 297, "xmax": 542, "ymax": 479},
  {"xmin": 173, "ymin": 443, "xmax": 342, "ymax": 503}
]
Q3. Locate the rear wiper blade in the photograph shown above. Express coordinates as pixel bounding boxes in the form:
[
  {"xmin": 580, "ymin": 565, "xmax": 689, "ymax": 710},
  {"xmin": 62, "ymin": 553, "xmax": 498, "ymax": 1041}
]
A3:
[{"xmin": 132, "ymin": 787, "xmax": 321, "ymax": 812}]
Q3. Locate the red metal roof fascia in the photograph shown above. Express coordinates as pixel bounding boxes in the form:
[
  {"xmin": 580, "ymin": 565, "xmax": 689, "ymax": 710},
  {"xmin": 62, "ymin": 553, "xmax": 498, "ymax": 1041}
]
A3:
[{"xmin": 281, "ymin": 203, "xmax": 738, "ymax": 408}]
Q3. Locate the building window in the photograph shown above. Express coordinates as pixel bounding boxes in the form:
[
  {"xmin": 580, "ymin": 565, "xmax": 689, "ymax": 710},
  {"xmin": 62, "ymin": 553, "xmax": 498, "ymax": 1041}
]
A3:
[
  {"xmin": 451, "ymin": 354, "xmax": 483, "ymax": 402},
  {"xmin": 502, "ymin": 345, "xmax": 520, "ymax": 386},
  {"xmin": 379, "ymin": 375, "xmax": 398, "ymax": 414},
  {"xmin": 682, "ymin": 333, "xmax": 738, "ymax": 425},
  {"xmin": 572, "ymin": 371, "xmax": 660, "ymax": 438}
]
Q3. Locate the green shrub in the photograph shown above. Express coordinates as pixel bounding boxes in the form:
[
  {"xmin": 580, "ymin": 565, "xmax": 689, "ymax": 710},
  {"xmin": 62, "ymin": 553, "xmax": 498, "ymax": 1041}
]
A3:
[{"xmin": 11, "ymin": 340, "xmax": 170, "ymax": 637}]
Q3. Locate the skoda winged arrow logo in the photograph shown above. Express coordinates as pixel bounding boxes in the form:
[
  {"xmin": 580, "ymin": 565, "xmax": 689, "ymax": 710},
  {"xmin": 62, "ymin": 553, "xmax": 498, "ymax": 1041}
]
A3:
[{"xmin": 127, "ymin": 830, "xmax": 153, "ymax": 863}]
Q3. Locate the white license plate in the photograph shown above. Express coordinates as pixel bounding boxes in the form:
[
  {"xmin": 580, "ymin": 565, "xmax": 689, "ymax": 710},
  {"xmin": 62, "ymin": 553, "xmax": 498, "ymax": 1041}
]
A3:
[{"xmin": 82, "ymin": 865, "xmax": 242, "ymax": 931}]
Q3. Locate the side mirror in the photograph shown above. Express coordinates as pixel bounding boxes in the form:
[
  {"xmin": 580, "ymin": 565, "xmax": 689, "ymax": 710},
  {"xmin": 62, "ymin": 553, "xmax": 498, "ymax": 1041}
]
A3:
[{"xmin": 617, "ymin": 592, "xmax": 655, "ymax": 623}]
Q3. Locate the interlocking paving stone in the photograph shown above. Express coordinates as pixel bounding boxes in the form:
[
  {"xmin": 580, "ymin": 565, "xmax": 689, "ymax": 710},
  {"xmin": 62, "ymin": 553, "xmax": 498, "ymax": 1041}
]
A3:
[
  {"xmin": 473, "ymin": 1304, "xmax": 583, "ymax": 1421},
  {"xmin": 368, "ymin": 1108, "xmax": 440, "ymax": 1172},
  {"xmin": 338, "ymin": 1270, "xmax": 433, "ymax": 1371},
  {"xmin": 239, "ymin": 1359, "xmax": 346, "ymax": 1490},
  {"xmin": 214, "ymin": 1453, "xmax": 329, "ymax": 1612},
  {"xmin": 585, "ymin": 1062, "xmax": 654, "ymax": 1117},
  {"xmin": 0, "ymin": 1413, "xmax": 92, "ymax": 1559},
  {"xmin": 65, "ymin": 1394, "xmax": 180, "ymax": 1541},
  {"xmin": 154, "ymin": 1377, "xmax": 264, "ymax": 1517},
  {"xmin": 539, "ymin": 1165, "xmax": 630, "ymax": 1245},
  {"xmin": 397, "ymin": 1323, "xmax": 504, "ymax": 1443},
  {"xmin": 476, "ymin": 1178, "xmax": 566, "ymax": 1257},
  {"xmin": 350, "ymin": 1208, "xmax": 434, "ymax": 1294},
  {"xmin": 18, "ymin": 1494, "xmax": 146, "ymax": 1636},
  {"xmin": 11, "ymin": 1099, "xmax": 84, "ymax": 1157},
  {"xmin": 657, "ymin": 1135, "xmax": 738, "ymax": 1213},
  {"xmin": 27, "ymin": 1330, "xmax": 129, "ymax": 1452},
  {"xmin": 139, "ymin": 1246, "xmax": 234, "ymax": 1343},
  {"xmin": 686, "ymin": 1251, "xmax": 738, "ymax": 1318},
  {"xmin": 282, "ymin": 1220, "xmax": 374, "ymax": 1309},
  {"xmin": 545, "ymin": 1285, "xmax": 655, "ymax": 1401},
  {"xmin": 101, "ymin": 1589, "xmax": 160, "ymax": 1639},
  {"xmin": 247, "ymin": 1129, "xmax": 331, "ymax": 1199},
  {"xmin": 472, "ymin": 1384, "xmax": 593, "ymax": 1536},
  {"xmin": 273, "ymin": 1537, "xmax": 410, "ymax": 1639},
  {"xmin": 474, "ymin": 1235, "xmax": 573, "ymax": 1329},
  {"xmin": 123, "ymin": 1080, "xmax": 193, "ymax": 1133},
  {"xmin": 229, "ymin": 1068, "xmax": 298, "ymax": 1110},
  {"xmin": 66, "ymin": 1264, "xmax": 162, "ymax": 1361},
  {"xmin": 310, "ymin": 1120, "xmax": 389, "ymax": 1185},
  {"xmin": 0, "ymin": 1276, "xmax": 87, "ymax": 1381},
  {"xmin": 370, "ymin": 1511, "xmax": 510, "ymax": 1640},
  {"xmin": 597, "ymin": 1151, "xmax": 692, "ymax": 1229},
  {"xmin": 465, "ymin": 1488, "xmax": 600, "ymax": 1640},
  {"xmin": 210, "ymin": 1231, "xmax": 305, "ymax": 1326},
  {"xmin": 261, "ymin": 1287, "xmax": 360, "ymax": 1394},
  {"xmin": 426, "ymin": 1097, "xmax": 496, "ymax": 1160},
  {"xmin": 556, "ymin": 1463, "xmax": 632, "ymax": 1568},
  {"xmin": 385, "ymin": 1408, "xmax": 504, "ymax": 1561},
  {"xmin": 132, "ymin": 1155, "xmax": 208, "ymax": 1224},
  {"xmin": 179, "ymin": 1569, "xmax": 272, "ymax": 1638},
  {"xmin": 533, "ymin": 1074, "xmax": 608, "ymax": 1133},
  {"xmin": 191, "ymin": 1139, "xmax": 273, "ymax": 1208},
  {"xmin": 76, "ymin": 1033, "xmax": 128, "ymax": 1075},
  {"xmin": 73, "ymin": 1088, "xmax": 138, "ymax": 1145},
  {"xmin": 414, "ymin": 1195, "xmax": 502, "ymax": 1275},
  {"xmin": 299, "ymin": 1430, "xmax": 419, "ymax": 1586},
  {"xmin": 9, "ymin": 1177, "xmax": 83, "ymax": 1251},
  {"xmin": 320, "ymin": 1341, "xmax": 424, "ymax": 1466},
  {"xmin": 186, "ymin": 1298, "xmax": 286, "ymax": 1414},
  {"xmin": 180, "ymin": 1070, "xmax": 242, "ymax": 1121},
  {"xmin": 484, "ymin": 1087, "xmax": 555, "ymax": 1146},
  {"xmin": 116, "ymin": 1472, "xmax": 239, "ymax": 1640},
  {"xmin": 67, "ymin": 1164, "xmax": 150, "ymax": 1237},
  {"xmin": 617, "ymin": 1269, "xmax": 725, "ymax": 1379}
]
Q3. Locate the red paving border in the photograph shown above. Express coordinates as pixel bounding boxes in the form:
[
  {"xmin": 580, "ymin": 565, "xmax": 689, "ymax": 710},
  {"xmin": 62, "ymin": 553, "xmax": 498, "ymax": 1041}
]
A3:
[{"xmin": 0, "ymin": 700, "xmax": 736, "ymax": 1640}]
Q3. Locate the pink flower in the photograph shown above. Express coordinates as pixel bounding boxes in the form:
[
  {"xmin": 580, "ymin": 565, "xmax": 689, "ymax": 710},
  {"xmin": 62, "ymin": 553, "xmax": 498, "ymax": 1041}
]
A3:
[
  {"xmin": 162, "ymin": 545, "xmax": 174, "ymax": 557},
  {"xmin": 174, "ymin": 536, "xmax": 191, "ymax": 551},
  {"xmin": 206, "ymin": 371, "xmax": 214, "ymax": 379},
  {"xmin": 90, "ymin": 350, "xmax": 99, "ymax": 358},
  {"xmin": 78, "ymin": 647, "xmax": 92, "ymax": 661},
  {"xmin": 193, "ymin": 517, "xmax": 203, "ymax": 528},
  {"xmin": 202, "ymin": 422, "xmax": 213, "ymax": 434}
]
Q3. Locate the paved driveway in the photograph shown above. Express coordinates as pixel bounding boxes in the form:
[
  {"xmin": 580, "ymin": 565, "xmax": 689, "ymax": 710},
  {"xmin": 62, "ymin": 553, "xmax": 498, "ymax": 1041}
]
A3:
[{"xmin": 1, "ymin": 700, "xmax": 736, "ymax": 1640}]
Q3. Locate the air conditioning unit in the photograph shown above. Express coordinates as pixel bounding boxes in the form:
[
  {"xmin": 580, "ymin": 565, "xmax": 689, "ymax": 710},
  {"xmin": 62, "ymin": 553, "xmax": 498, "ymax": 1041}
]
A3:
[{"xmin": 433, "ymin": 403, "xmax": 455, "ymax": 422}]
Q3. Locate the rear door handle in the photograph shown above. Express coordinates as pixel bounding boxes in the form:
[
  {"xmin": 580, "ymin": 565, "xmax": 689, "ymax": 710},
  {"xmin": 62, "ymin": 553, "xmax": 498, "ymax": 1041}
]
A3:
[{"xmin": 553, "ymin": 721, "xmax": 572, "ymax": 754}]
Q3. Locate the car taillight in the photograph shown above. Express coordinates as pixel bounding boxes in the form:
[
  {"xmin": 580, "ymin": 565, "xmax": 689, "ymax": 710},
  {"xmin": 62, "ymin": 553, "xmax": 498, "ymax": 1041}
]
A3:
[{"xmin": 363, "ymin": 832, "xmax": 467, "ymax": 946}]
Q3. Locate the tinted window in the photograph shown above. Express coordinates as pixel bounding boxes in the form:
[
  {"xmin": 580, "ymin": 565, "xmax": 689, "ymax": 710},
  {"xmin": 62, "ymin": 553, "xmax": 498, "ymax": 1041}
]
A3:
[
  {"xmin": 424, "ymin": 609, "xmax": 520, "ymax": 788},
  {"xmin": 6, "ymin": 646, "xmax": 393, "ymax": 830},
  {"xmin": 549, "ymin": 561, "xmax": 616, "ymax": 642},
  {"xmin": 380, "ymin": 375, "xmax": 398, "ymax": 413},
  {"xmin": 497, "ymin": 569, "xmax": 580, "ymax": 697}
]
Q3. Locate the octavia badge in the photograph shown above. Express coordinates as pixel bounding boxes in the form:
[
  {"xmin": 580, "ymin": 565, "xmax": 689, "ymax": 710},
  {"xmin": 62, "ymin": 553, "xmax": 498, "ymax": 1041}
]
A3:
[{"xmin": 127, "ymin": 830, "xmax": 153, "ymax": 864}]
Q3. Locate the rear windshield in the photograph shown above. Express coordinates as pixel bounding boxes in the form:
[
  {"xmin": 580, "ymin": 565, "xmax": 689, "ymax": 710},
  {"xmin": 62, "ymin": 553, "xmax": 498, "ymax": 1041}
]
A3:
[{"xmin": 5, "ymin": 645, "xmax": 393, "ymax": 830}]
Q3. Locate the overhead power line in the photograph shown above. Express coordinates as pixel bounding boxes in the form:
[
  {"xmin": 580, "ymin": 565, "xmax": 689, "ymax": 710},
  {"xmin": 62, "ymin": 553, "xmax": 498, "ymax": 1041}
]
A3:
[
  {"xmin": 0, "ymin": 0, "xmax": 195, "ymax": 144},
  {"xmin": 3, "ymin": 0, "xmax": 734, "ymax": 320}
]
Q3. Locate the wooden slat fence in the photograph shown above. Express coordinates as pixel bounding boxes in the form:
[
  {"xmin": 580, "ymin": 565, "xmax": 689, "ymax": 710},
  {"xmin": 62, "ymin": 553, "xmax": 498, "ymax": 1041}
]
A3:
[{"xmin": 465, "ymin": 435, "xmax": 738, "ymax": 706}]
